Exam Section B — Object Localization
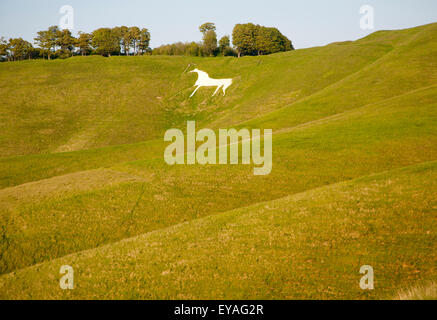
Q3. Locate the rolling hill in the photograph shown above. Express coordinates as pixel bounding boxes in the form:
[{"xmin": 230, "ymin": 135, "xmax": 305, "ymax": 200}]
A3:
[{"xmin": 0, "ymin": 23, "xmax": 436, "ymax": 299}]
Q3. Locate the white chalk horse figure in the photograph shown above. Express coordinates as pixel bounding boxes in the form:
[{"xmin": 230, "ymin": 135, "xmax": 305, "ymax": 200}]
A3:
[{"xmin": 189, "ymin": 68, "xmax": 233, "ymax": 97}]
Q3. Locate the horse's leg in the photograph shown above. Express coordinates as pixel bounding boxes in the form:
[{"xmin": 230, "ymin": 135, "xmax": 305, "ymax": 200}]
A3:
[
  {"xmin": 222, "ymin": 84, "xmax": 230, "ymax": 96},
  {"xmin": 190, "ymin": 86, "xmax": 200, "ymax": 97},
  {"xmin": 212, "ymin": 85, "xmax": 222, "ymax": 96}
]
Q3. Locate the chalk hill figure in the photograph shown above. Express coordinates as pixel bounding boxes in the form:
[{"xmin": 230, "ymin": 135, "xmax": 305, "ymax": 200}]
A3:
[{"xmin": 189, "ymin": 68, "xmax": 233, "ymax": 97}]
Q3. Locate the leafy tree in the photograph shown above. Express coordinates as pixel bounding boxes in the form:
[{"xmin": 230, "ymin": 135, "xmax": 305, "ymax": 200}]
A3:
[
  {"xmin": 128, "ymin": 27, "xmax": 141, "ymax": 55},
  {"xmin": 154, "ymin": 42, "xmax": 183, "ymax": 55},
  {"xmin": 188, "ymin": 42, "xmax": 203, "ymax": 56},
  {"xmin": 47, "ymin": 26, "xmax": 60, "ymax": 52},
  {"xmin": 119, "ymin": 26, "xmax": 130, "ymax": 55},
  {"xmin": 203, "ymin": 30, "xmax": 217, "ymax": 56},
  {"xmin": 199, "ymin": 22, "xmax": 216, "ymax": 34},
  {"xmin": 57, "ymin": 29, "xmax": 76, "ymax": 57},
  {"xmin": 92, "ymin": 28, "xmax": 120, "ymax": 56},
  {"xmin": 218, "ymin": 35, "xmax": 235, "ymax": 56},
  {"xmin": 111, "ymin": 27, "xmax": 122, "ymax": 54},
  {"xmin": 33, "ymin": 26, "xmax": 62, "ymax": 60},
  {"xmin": 137, "ymin": 28, "xmax": 151, "ymax": 54},
  {"xmin": 219, "ymin": 35, "xmax": 230, "ymax": 50},
  {"xmin": 8, "ymin": 38, "xmax": 34, "ymax": 61},
  {"xmin": 76, "ymin": 32, "xmax": 92, "ymax": 56},
  {"xmin": 199, "ymin": 22, "xmax": 217, "ymax": 56},
  {"xmin": 232, "ymin": 23, "xmax": 257, "ymax": 57},
  {"xmin": 232, "ymin": 23, "xmax": 294, "ymax": 57},
  {"xmin": 34, "ymin": 27, "xmax": 57, "ymax": 60},
  {"xmin": 255, "ymin": 26, "xmax": 294, "ymax": 55},
  {"xmin": 0, "ymin": 37, "xmax": 9, "ymax": 61}
]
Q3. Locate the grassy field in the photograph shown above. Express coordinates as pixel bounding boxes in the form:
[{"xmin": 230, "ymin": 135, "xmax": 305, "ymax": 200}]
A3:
[{"xmin": 0, "ymin": 23, "xmax": 436, "ymax": 299}]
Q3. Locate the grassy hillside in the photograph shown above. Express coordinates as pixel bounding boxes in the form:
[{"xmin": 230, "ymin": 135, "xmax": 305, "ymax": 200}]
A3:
[
  {"xmin": 0, "ymin": 26, "xmax": 400, "ymax": 157},
  {"xmin": 1, "ymin": 83, "xmax": 436, "ymax": 274},
  {"xmin": 1, "ymin": 161, "xmax": 435, "ymax": 299},
  {"xmin": 0, "ymin": 23, "xmax": 436, "ymax": 299},
  {"xmin": 241, "ymin": 23, "xmax": 437, "ymax": 130}
]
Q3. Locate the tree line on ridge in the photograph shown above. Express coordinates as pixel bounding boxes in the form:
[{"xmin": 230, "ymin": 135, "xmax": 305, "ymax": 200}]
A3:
[{"xmin": 0, "ymin": 22, "xmax": 293, "ymax": 61}]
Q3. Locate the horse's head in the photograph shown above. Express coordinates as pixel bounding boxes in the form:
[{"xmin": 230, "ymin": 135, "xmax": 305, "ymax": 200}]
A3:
[
  {"xmin": 189, "ymin": 68, "xmax": 209, "ymax": 80},
  {"xmin": 189, "ymin": 68, "xmax": 200, "ymax": 74}
]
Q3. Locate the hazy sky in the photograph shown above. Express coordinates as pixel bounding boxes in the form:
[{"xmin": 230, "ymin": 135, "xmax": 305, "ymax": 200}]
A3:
[{"xmin": 1, "ymin": 0, "xmax": 436, "ymax": 49}]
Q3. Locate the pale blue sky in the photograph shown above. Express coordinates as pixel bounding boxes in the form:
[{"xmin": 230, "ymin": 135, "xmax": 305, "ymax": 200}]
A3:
[{"xmin": 1, "ymin": 0, "xmax": 436, "ymax": 49}]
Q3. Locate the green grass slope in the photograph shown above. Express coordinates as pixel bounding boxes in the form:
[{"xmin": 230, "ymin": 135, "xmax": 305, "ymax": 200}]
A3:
[
  {"xmin": 0, "ymin": 23, "xmax": 408, "ymax": 157},
  {"xmin": 1, "ymin": 83, "xmax": 436, "ymax": 274},
  {"xmin": 1, "ymin": 23, "xmax": 436, "ymax": 188},
  {"xmin": 241, "ymin": 23, "xmax": 437, "ymax": 131},
  {"xmin": 0, "ymin": 161, "xmax": 435, "ymax": 299}
]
